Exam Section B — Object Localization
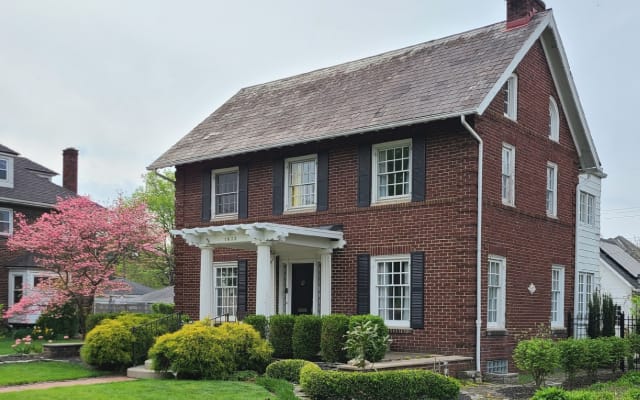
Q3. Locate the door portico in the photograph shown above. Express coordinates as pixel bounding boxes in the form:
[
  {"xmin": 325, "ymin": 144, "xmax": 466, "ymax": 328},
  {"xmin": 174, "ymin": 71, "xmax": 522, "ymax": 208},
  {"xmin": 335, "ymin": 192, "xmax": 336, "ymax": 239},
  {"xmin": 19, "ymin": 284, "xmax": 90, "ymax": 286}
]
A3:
[{"xmin": 172, "ymin": 222, "xmax": 345, "ymax": 319}]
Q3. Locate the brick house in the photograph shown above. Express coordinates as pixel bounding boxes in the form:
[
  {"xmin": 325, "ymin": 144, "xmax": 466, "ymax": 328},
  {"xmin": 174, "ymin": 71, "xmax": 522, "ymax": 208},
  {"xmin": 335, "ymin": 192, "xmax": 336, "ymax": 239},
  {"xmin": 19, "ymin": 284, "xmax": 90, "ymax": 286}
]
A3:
[
  {"xmin": 0, "ymin": 145, "xmax": 78, "ymax": 324},
  {"xmin": 150, "ymin": 0, "xmax": 604, "ymax": 373}
]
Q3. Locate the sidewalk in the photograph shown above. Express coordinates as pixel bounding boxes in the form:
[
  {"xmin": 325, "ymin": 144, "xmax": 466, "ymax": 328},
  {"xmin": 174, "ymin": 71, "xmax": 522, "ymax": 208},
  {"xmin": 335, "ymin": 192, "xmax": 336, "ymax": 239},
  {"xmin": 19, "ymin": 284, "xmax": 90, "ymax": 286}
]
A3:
[{"xmin": 0, "ymin": 376, "xmax": 133, "ymax": 393}]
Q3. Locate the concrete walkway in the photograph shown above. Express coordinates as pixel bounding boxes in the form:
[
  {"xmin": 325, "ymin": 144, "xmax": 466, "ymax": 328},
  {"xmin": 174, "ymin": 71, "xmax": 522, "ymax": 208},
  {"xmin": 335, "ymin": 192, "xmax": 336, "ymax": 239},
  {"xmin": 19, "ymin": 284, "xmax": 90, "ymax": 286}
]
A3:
[{"xmin": 0, "ymin": 376, "xmax": 133, "ymax": 393}]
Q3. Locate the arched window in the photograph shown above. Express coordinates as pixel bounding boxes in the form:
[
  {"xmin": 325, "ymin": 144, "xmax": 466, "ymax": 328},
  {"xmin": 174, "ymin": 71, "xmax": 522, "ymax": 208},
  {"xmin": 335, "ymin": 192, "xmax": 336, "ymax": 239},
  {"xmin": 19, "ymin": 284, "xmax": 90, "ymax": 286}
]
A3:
[{"xmin": 549, "ymin": 96, "xmax": 560, "ymax": 142}]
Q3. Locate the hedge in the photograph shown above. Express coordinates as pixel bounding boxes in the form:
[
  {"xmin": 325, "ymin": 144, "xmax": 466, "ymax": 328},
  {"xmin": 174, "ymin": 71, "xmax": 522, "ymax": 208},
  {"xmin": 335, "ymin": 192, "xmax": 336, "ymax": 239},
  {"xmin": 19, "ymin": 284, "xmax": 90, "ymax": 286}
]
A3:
[
  {"xmin": 244, "ymin": 314, "xmax": 268, "ymax": 339},
  {"xmin": 269, "ymin": 314, "xmax": 296, "ymax": 358},
  {"xmin": 265, "ymin": 359, "xmax": 315, "ymax": 383},
  {"xmin": 299, "ymin": 363, "xmax": 460, "ymax": 400},
  {"xmin": 292, "ymin": 315, "xmax": 322, "ymax": 360},
  {"xmin": 320, "ymin": 314, "xmax": 349, "ymax": 363}
]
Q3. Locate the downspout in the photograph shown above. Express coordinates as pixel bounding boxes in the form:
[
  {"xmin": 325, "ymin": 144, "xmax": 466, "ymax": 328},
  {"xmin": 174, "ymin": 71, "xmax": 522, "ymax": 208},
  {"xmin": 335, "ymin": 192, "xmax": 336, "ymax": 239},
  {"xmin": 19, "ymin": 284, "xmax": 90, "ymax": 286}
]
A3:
[{"xmin": 461, "ymin": 115, "xmax": 483, "ymax": 374}]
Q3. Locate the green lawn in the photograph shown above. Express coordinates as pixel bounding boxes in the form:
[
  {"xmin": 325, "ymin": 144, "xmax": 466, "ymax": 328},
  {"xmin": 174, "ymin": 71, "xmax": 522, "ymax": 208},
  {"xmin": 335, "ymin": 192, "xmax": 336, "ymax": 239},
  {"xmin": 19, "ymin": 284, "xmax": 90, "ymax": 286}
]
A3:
[
  {"xmin": 0, "ymin": 380, "xmax": 290, "ymax": 400},
  {"xmin": 0, "ymin": 361, "xmax": 104, "ymax": 386},
  {"xmin": 0, "ymin": 338, "xmax": 82, "ymax": 355}
]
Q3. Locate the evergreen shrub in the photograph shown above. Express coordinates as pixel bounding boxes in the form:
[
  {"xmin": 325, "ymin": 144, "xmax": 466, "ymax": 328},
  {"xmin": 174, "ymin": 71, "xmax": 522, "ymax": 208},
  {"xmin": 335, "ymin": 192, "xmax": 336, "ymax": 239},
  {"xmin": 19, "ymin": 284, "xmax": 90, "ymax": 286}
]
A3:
[
  {"xmin": 320, "ymin": 314, "xmax": 349, "ymax": 363},
  {"xmin": 292, "ymin": 314, "xmax": 322, "ymax": 360}
]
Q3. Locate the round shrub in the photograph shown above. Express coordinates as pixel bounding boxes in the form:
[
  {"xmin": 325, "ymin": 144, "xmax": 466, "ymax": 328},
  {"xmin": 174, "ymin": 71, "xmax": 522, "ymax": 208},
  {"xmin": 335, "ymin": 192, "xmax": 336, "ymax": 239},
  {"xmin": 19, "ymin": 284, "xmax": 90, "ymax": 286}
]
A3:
[
  {"xmin": 581, "ymin": 337, "xmax": 609, "ymax": 381},
  {"xmin": 346, "ymin": 315, "xmax": 390, "ymax": 364},
  {"xmin": 217, "ymin": 322, "xmax": 273, "ymax": 373},
  {"xmin": 265, "ymin": 359, "xmax": 315, "ymax": 383},
  {"xmin": 557, "ymin": 338, "xmax": 586, "ymax": 386},
  {"xmin": 600, "ymin": 336, "xmax": 631, "ymax": 372},
  {"xmin": 81, "ymin": 318, "xmax": 136, "ymax": 370},
  {"xmin": 321, "ymin": 314, "xmax": 349, "ymax": 363},
  {"xmin": 513, "ymin": 338, "xmax": 560, "ymax": 388},
  {"xmin": 269, "ymin": 314, "xmax": 296, "ymax": 358},
  {"xmin": 292, "ymin": 314, "xmax": 322, "ymax": 360},
  {"xmin": 85, "ymin": 312, "xmax": 121, "ymax": 333},
  {"xmin": 532, "ymin": 387, "xmax": 569, "ymax": 400},
  {"xmin": 244, "ymin": 314, "xmax": 268, "ymax": 338},
  {"xmin": 300, "ymin": 367, "xmax": 460, "ymax": 400},
  {"xmin": 149, "ymin": 321, "xmax": 234, "ymax": 379}
]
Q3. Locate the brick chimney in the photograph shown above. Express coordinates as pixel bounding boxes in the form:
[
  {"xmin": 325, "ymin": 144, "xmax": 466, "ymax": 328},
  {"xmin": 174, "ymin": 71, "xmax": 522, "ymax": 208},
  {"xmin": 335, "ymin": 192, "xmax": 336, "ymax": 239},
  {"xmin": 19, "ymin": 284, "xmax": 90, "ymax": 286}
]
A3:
[
  {"xmin": 507, "ymin": 0, "xmax": 546, "ymax": 29},
  {"xmin": 62, "ymin": 148, "xmax": 78, "ymax": 193}
]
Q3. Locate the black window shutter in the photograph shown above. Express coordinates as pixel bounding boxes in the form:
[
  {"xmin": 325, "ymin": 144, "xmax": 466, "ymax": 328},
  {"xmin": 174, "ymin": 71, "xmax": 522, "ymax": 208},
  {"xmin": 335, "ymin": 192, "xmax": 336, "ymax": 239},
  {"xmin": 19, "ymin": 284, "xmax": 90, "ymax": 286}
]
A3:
[
  {"xmin": 238, "ymin": 165, "xmax": 248, "ymax": 219},
  {"xmin": 317, "ymin": 151, "xmax": 329, "ymax": 211},
  {"xmin": 356, "ymin": 254, "xmax": 371, "ymax": 315},
  {"xmin": 201, "ymin": 169, "xmax": 212, "ymax": 221},
  {"xmin": 410, "ymin": 251, "xmax": 425, "ymax": 329},
  {"xmin": 272, "ymin": 159, "xmax": 284, "ymax": 215},
  {"xmin": 412, "ymin": 135, "xmax": 426, "ymax": 202},
  {"xmin": 357, "ymin": 144, "xmax": 371, "ymax": 207},
  {"xmin": 237, "ymin": 259, "xmax": 248, "ymax": 319}
]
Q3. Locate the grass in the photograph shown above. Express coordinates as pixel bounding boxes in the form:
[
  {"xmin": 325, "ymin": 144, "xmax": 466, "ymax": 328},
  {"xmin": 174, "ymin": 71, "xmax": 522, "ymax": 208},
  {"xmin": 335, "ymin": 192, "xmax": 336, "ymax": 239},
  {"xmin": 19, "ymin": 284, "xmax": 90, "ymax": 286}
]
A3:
[
  {"xmin": 0, "ymin": 338, "xmax": 82, "ymax": 356},
  {"xmin": 0, "ymin": 361, "xmax": 104, "ymax": 386},
  {"xmin": 0, "ymin": 379, "xmax": 294, "ymax": 400}
]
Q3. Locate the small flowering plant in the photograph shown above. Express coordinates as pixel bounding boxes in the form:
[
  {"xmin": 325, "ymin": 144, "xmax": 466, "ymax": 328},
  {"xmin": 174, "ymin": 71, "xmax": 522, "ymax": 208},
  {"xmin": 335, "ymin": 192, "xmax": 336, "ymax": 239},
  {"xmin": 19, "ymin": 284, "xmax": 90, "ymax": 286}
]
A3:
[
  {"xmin": 32, "ymin": 325, "xmax": 55, "ymax": 340},
  {"xmin": 11, "ymin": 335, "xmax": 39, "ymax": 355}
]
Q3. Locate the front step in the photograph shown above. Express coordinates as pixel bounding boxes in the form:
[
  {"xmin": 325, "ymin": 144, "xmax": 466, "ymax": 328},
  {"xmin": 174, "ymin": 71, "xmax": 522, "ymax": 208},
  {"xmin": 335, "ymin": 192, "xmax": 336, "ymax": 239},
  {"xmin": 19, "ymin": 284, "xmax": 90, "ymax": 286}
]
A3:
[{"xmin": 127, "ymin": 360, "xmax": 174, "ymax": 379}]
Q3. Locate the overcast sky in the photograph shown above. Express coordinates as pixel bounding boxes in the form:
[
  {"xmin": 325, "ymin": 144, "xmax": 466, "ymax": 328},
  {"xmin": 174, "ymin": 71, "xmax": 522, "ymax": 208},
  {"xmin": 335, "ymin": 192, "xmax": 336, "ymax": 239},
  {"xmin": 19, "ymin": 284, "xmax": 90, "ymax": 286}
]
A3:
[{"xmin": 0, "ymin": 1, "xmax": 637, "ymax": 239}]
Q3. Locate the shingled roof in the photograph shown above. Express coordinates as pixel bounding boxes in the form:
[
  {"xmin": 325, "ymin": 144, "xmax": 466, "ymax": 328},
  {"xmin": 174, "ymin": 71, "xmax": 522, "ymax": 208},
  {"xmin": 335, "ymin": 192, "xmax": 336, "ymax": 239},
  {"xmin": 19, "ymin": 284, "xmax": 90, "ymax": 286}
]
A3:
[
  {"xmin": 149, "ymin": 10, "xmax": 601, "ymax": 174},
  {"xmin": 0, "ymin": 147, "xmax": 75, "ymax": 207}
]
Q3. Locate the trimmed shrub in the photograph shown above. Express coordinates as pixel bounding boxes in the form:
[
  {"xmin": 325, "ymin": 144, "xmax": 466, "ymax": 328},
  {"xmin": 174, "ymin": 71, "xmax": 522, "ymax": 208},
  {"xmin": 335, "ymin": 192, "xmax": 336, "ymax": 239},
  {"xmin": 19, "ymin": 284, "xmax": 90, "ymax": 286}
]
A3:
[
  {"xmin": 292, "ymin": 314, "xmax": 322, "ymax": 360},
  {"xmin": 150, "ymin": 321, "xmax": 235, "ymax": 379},
  {"xmin": 347, "ymin": 315, "xmax": 389, "ymax": 363},
  {"xmin": 265, "ymin": 359, "xmax": 315, "ymax": 383},
  {"xmin": 85, "ymin": 312, "xmax": 121, "ymax": 333},
  {"xmin": 35, "ymin": 301, "xmax": 79, "ymax": 337},
  {"xmin": 532, "ymin": 387, "xmax": 569, "ymax": 400},
  {"xmin": 320, "ymin": 314, "xmax": 349, "ymax": 363},
  {"xmin": 269, "ymin": 314, "xmax": 296, "ymax": 358},
  {"xmin": 513, "ymin": 338, "xmax": 560, "ymax": 388},
  {"xmin": 151, "ymin": 303, "xmax": 175, "ymax": 314},
  {"xmin": 217, "ymin": 322, "xmax": 273, "ymax": 373},
  {"xmin": 557, "ymin": 338, "xmax": 586, "ymax": 387},
  {"xmin": 244, "ymin": 314, "xmax": 268, "ymax": 338},
  {"xmin": 300, "ymin": 366, "xmax": 460, "ymax": 400},
  {"xmin": 149, "ymin": 320, "xmax": 273, "ymax": 379},
  {"xmin": 581, "ymin": 337, "xmax": 609, "ymax": 382},
  {"xmin": 600, "ymin": 336, "xmax": 630, "ymax": 372}
]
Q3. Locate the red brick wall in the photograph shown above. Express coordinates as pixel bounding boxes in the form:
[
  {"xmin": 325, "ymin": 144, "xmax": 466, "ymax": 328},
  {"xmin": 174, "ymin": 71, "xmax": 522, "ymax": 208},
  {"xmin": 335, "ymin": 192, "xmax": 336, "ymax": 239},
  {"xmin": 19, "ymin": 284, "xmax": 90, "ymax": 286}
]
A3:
[
  {"xmin": 172, "ymin": 39, "xmax": 581, "ymax": 368},
  {"xmin": 476, "ymin": 40, "xmax": 579, "ymax": 371}
]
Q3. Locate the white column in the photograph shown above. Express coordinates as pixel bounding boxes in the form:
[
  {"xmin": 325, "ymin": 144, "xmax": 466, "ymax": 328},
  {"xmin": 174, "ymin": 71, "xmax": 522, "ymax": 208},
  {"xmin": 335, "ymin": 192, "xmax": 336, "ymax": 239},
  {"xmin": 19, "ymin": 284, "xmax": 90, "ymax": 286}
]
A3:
[
  {"xmin": 255, "ymin": 243, "xmax": 274, "ymax": 317},
  {"xmin": 320, "ymin": 250, "xmax": 332, "ymax": 315},
  {"xmin": 199, "ymin": 247, "xmax": 214, "ymax": 320}
]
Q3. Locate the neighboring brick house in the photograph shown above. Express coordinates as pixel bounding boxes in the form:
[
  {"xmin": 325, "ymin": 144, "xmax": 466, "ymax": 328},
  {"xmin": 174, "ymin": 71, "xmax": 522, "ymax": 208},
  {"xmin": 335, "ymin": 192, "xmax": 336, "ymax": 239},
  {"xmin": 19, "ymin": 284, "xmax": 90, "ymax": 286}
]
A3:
[
  {"xmin": 150, "ymin": 0, "xmax": 604, "ymax": 373},
  {"xmin": 0, "ymin": 145, "xmax": 78, "ymax": 324}
]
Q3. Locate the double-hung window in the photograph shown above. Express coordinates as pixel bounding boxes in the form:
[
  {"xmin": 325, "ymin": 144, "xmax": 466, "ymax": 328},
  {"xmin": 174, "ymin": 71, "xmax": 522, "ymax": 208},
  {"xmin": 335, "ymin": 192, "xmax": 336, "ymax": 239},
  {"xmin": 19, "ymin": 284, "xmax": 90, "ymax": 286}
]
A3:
[
  {"xmin": 487, "ymin": 256, "xmax": 506, "ymax": 329},
  {"xmin": 0, "ymin": 208, "xmax": 12, "ymax": 236},
  {"xmin": 503, "ymin": 74, "xmax": 518, "ymax": 120},
  {"xmin": 549, "ymin": 97, "xmax": 560, "ymax": 142},
  {"xmin": 371, "ymin": 255, "xmax": 411, "ymax": 328},
  {"xmin": 372, "ymin": 139, "xmax": 412, "ymax": 203},
  {"xmin": 577, "ymin": 272, "xmax": 594, "ymax": 319},
  {"xmin": 551, "ymin": 266, "xmax": 565, "ymax": 328},
  {"xmin": 579, "ymin": 191, "xmax": 595, "ymax": 226},
  {"xmin": 546, "ymin": 162, "xmax": 558, "ymax": 217},
  {"xmin": 0, "ymin": 156, "xmax": 13, "ymax": 188},
  {"xmin": 212, "ymin": 168, "xmax": 239, "ymax": 218},
  {"xmin": 502, "ymin": 144, "xmax": 515, "ymax": 206},
  {"xmin": 285, "ymin": 155, "xmax": 317, "ymax": 211},
  {"xmin": 213, "ymin": 262, "xmax": 237, "ymax": 318}
]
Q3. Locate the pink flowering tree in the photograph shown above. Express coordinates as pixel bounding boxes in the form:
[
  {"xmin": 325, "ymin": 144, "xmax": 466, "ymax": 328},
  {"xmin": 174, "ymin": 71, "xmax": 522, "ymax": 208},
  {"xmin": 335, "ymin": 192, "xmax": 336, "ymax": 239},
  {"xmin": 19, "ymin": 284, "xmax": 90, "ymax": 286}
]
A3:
[{"xmin": 4, "ymin": 196, "xmax": 164, "ymax": 335}]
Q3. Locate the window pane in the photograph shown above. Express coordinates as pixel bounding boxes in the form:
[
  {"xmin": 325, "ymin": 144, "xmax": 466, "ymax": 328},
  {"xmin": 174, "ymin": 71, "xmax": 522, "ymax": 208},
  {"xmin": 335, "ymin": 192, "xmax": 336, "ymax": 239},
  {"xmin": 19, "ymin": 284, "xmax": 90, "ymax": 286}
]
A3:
[
  {"xmin": 215, "ymin": 265, "xmax": 237, "ymax": 317},
  {"xmin": 376, "ymin": 260, "xmax": 410, "ymax": 323},
  {"xmin": 377, "ymin": 145, "xmax": 410, "ymax": 198},
  {"xmin": 214, "ymin": 171, "xmax": 238, "ymax": 214},
  {"xmin": 288, "ymin": 159, "xmax": 316, "ymax": 207}
]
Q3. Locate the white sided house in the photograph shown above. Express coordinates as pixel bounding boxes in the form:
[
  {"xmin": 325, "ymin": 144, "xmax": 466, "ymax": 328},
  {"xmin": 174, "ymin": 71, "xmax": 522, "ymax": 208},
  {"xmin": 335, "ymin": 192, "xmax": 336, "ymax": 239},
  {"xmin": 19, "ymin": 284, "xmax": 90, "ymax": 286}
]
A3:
[{"xmin": 599, "ymin": 237, "xmax": 640, "ymax": 318}]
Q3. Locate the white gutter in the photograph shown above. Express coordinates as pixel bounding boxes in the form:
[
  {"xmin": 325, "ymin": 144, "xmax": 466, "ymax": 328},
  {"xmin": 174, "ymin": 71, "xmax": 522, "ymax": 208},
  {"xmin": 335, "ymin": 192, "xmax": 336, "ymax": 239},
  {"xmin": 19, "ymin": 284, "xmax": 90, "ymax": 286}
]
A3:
[
  {"xmin": 461, "ymin": 115, "xmax": 483, "ymax": 374},
  {"xmin": 0, "ymin": 197, "xmax": 55, "ymax": 209}
]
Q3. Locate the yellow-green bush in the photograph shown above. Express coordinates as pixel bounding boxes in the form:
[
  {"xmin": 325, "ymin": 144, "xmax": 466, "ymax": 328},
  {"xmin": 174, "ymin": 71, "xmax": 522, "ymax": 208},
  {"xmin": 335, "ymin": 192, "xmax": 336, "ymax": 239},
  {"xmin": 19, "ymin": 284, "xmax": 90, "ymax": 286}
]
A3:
[
  {"xmin": 149, "ymin": 321, "xmax": 273, "ymax": 379},
  {"xmin": 80, "ymin": 319, "xmax": 137, "ymax": 370}
]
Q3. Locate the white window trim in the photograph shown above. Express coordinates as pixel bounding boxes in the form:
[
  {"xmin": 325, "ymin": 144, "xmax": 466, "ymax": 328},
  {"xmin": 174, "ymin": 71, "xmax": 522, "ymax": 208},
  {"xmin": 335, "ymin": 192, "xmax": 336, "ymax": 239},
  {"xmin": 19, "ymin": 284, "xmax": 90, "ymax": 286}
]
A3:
[
  {"xmin": 213, "ymin": 261, "xmax": 238, "ymax": 321},
  {"xmin": 0, "ymin": 208, "xmax": 13, "ymax": 236},
  {"xmin": 0, "ymin": 156, "xmax": 14, "ymax": 188},
  {"xmin": 284, "ymin": 154, "xmax": 317, "ymax": 212},
  {"xmin": 504, "ymin": 74, "xmax": 518, "ymax": 121},
  {"xmin": 501, "ymin": 143, "xmax": 515, "ymax": 206},
  {"xmin": 551, "ymin": 265, "xmax": 565, "ymax": 328},
  {"xmin": 370, "ymin": 254, "xmax": 411, "ymax": 328},
  {"xmin": 546, "ymin": 162, "xmax": 558, "ymax": 218},
  {"xmin": 487, "ymin": 255, "xmax": 506, "ymax": 330},
  {"xmin": 579, "ymin": 191, "xmax": 596, "ymax": 226},
  {"xmin": 211, "ymin": 167, "xmax": 239, "ymax": 220},
  {"xmin": 577, "ymin": 271, "xmax": 594, "ymax": 319},
  {"xmin": 549, "ymin": 96, "xmax": 560, "ymax": 142},
  {"xmin": 371, "ymin": 139, "xmax": 412, "ymax": 204}
]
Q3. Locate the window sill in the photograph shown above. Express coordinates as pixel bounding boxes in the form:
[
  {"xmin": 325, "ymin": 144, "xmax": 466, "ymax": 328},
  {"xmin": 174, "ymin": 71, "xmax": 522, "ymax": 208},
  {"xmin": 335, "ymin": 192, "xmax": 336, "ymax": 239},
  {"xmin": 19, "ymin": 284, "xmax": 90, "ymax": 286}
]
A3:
[
  {"xmin": 501, "ymin": 201, "xmax": 515, "ymax": 207},
  {"xmin": 283, "ymin": 206, "xmax": 316, "ymax": 215},
  {"xmin": 388, "ymin": 327, "xmax": 413, "ymax": 334},
  {"xmin": 371, "ymin": 196, "xmax": 411, "ymax": 206},
  {"xmin": 503, "ymin": 113, "xmax": 517, "ymax": 122},
  {"xmin": 211, "ymin": 213, "xmax": 238, "ymax": 221},
  {"xmin": 486, "ymin": 328, "xmax": 508, "ymax": 337}
]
